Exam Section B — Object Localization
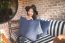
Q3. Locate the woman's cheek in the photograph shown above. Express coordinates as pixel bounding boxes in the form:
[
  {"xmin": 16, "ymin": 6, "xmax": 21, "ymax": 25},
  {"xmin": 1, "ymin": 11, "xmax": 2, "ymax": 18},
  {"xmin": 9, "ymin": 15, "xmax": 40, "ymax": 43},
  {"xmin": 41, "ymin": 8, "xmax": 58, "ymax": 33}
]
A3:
[{"xmin": 28, "ymin": 12, "xmax": 33, "ymax": 16}]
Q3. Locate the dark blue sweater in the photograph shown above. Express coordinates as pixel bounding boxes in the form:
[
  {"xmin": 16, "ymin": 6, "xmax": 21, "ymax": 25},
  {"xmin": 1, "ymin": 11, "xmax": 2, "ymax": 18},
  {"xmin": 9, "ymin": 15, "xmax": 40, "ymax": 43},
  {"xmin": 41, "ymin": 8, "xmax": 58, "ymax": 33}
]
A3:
[{"xmin": 19, "ymin": 17, "xmax": 43, "ymax": 41}]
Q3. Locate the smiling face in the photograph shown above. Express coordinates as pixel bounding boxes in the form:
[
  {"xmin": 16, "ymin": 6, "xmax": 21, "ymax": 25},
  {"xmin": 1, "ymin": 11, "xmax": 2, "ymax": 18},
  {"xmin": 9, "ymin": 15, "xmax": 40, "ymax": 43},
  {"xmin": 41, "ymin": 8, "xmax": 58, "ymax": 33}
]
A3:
[{"xmin": 27, "ymin": 8, "xmax": 34, "ymax": 17}]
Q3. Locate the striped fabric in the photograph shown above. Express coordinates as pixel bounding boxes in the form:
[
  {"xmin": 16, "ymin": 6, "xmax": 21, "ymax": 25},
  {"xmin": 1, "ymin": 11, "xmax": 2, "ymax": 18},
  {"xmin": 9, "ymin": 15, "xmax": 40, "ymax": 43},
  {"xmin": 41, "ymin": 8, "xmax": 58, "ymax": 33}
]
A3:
[
  {"xmin": 20, "ymin": 34, "xmax": 55, "ymax": 43},
  {"xmin": 16, "ymin": 20, "xmax": 65, "ymax": 43},
  {"xmin": 35, "ymin": 34, "xmax": 55, "ymax": 43},
  {"xmin": 47, "ymin": 20, "xmax": 65, "ymax": 36},
  {"xmin": 16, "ymin": 36, "xmax": 32, "ymax": 43}
]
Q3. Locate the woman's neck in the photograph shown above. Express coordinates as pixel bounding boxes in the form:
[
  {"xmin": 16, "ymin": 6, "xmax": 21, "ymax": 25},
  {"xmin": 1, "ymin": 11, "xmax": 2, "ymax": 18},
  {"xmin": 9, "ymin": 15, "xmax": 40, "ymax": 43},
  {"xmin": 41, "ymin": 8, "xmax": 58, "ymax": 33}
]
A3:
[{"xmin": 26, "ymin": 16, "xmax": 33, "ymax": 20}]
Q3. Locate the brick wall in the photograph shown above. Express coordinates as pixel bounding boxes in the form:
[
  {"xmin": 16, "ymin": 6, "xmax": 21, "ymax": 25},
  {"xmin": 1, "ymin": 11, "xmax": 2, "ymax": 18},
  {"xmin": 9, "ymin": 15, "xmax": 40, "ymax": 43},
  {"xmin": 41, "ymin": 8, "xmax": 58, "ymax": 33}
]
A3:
[{"xmin": 12, "ymin": 0, "xmax": 65, "ymax": 21}]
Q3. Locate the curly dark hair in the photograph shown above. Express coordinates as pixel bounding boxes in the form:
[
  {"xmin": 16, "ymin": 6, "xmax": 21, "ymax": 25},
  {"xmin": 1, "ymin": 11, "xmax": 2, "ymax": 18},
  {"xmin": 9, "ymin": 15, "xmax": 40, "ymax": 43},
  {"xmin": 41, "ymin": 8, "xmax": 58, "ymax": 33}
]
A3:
[{"xmin": 25, "ymin": 4, "xmax": 38, "ymax": 20}]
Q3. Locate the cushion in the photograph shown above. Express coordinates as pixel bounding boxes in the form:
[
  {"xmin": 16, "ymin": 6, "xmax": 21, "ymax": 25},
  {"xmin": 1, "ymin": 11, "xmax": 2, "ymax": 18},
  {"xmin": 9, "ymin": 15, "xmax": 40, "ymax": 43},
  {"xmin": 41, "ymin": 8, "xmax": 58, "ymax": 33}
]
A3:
[
  {"xmin": 40, "ymin": 20, "xmax": 50, "ymax": 35},
  {"xmin": 47, "ymin": 20, "xmax": 65, "ymax": 36}
]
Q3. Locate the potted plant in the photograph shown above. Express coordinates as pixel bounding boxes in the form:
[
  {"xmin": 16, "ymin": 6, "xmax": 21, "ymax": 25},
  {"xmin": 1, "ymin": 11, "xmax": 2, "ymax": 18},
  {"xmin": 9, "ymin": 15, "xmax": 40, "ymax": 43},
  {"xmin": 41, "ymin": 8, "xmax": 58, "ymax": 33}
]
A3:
[{"xmin": 0, "ymin": 0, "xmax": 12, "ymax": 23}]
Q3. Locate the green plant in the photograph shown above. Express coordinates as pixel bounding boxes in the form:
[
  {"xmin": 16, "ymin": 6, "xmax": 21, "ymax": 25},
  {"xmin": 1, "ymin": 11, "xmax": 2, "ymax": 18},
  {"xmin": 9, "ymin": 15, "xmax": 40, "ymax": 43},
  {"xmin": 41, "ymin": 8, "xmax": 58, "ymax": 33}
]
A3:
[
  {"xmin": 0, "ymin": 31, "xmax": 4, "ymax": 43},
  {"xmin": 0, "ymin": 0, "xmax": 18, "ymax": 24},
  {"xmin": 0, "ymin": 0, "xmax": 12, "ymax": 23},
  {"xmin": 0, "ymin": 0, "xmax": 9, "ymax": 9},
  {"xmin": 0, "ymin": 40, "xmax": 4, "ymax": 43}
]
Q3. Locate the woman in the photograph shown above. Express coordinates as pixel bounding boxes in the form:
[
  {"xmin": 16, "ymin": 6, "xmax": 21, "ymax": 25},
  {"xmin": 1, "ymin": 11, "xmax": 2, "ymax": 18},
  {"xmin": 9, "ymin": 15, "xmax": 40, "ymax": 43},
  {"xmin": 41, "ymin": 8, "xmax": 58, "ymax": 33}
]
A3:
[{"xmin": 19, "ymin": 4, "xmax": 43, "ymax": 41}]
